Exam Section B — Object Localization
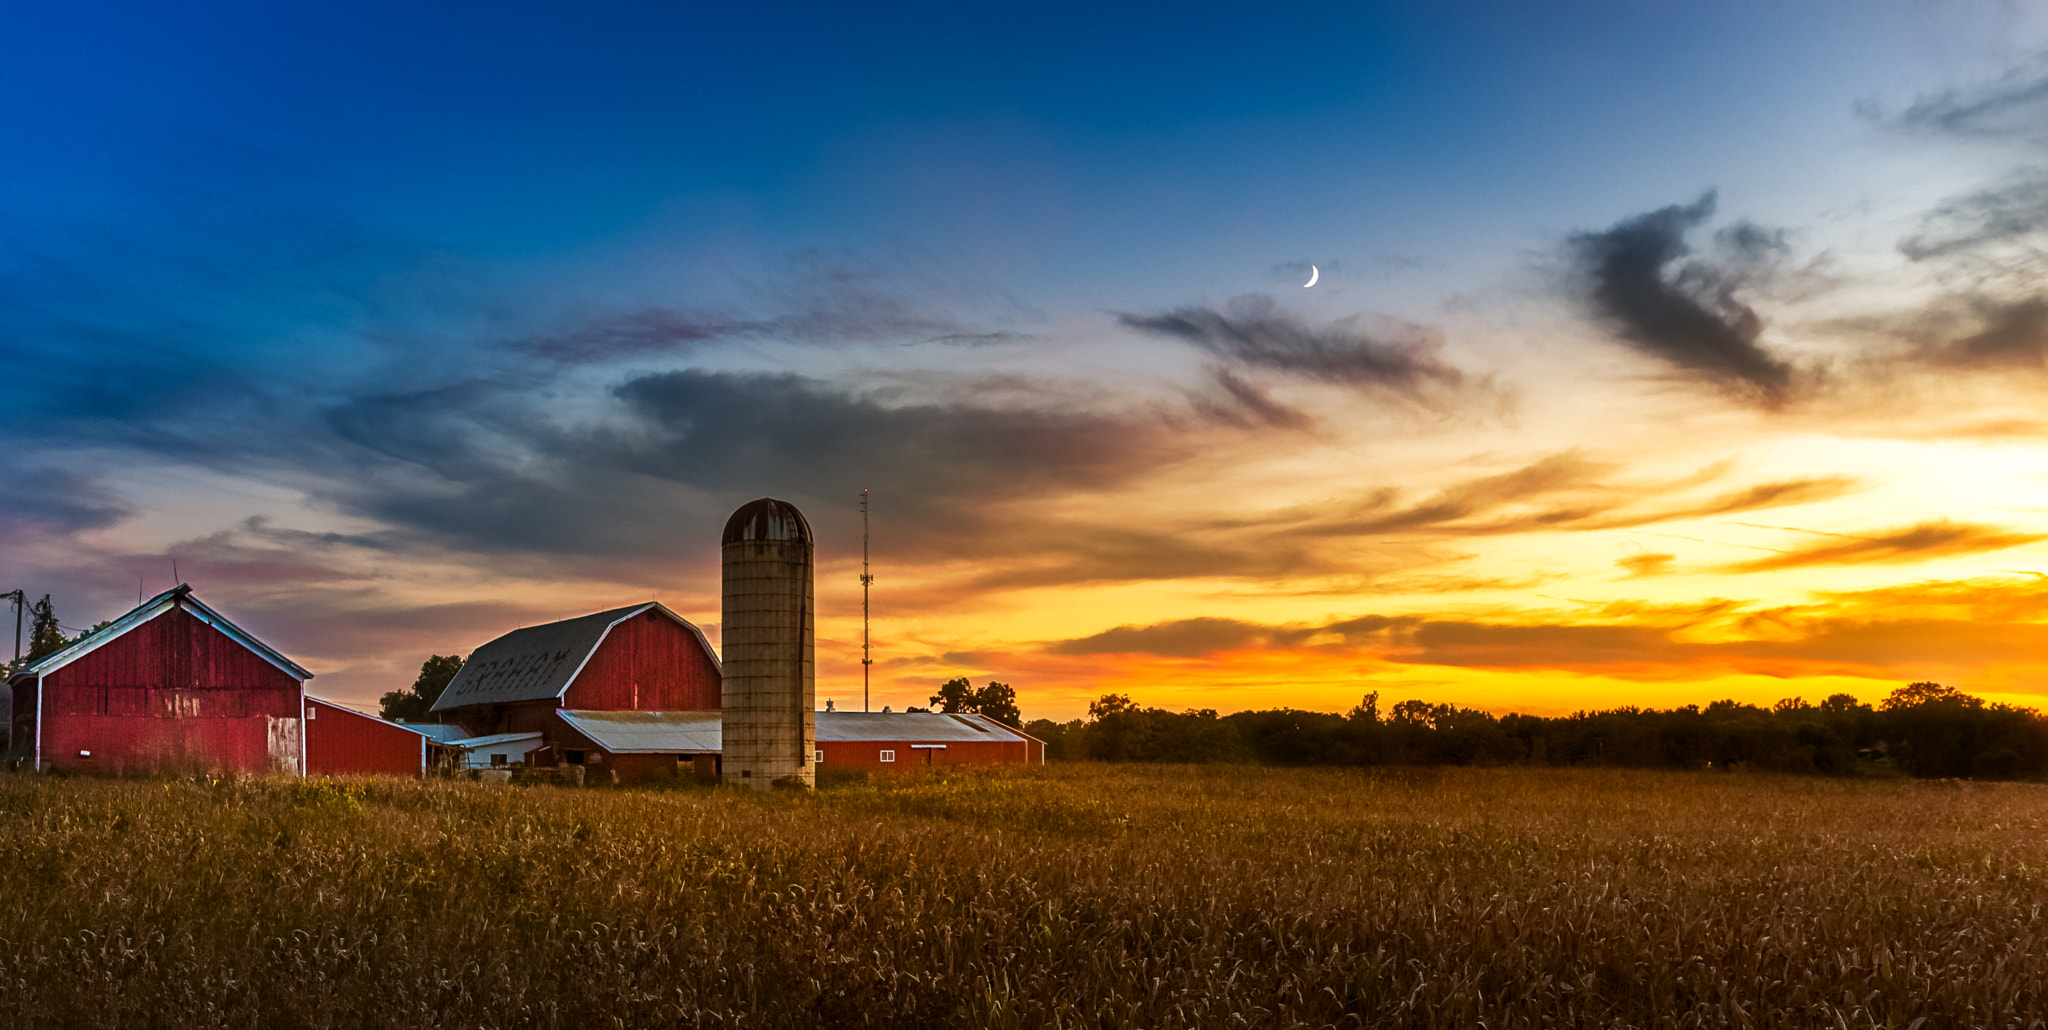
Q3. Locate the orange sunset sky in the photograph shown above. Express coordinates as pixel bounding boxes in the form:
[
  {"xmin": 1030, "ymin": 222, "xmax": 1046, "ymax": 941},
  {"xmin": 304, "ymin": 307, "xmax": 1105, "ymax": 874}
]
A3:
[{"xmin": 7, "ymin": 4, "xmax": 2048, "ymax": 721}]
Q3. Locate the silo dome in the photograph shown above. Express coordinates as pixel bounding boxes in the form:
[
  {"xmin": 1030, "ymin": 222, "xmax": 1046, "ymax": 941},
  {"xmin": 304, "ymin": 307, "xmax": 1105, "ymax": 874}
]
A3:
[{"xmin": 722, "ymin": 498, "xmax": 812, "ymax": 546}]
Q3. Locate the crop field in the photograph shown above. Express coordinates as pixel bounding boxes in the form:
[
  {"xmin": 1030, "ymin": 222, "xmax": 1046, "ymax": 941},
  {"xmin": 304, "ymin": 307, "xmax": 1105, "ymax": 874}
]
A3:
[{"xmin": 0, "ymin": 767, "xmax": 2043, "ymax": 1029}]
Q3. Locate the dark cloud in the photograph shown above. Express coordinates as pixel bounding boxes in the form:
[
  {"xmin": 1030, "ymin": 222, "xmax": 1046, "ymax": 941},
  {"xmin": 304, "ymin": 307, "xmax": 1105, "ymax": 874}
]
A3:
[
  {"xmin": 0, "ymin": 467, "xmax": 132, "ymax": 532},
  {"xmin": 1933, "ymin": 297, "xmax": 2048, "ymax": 368},
  {"xmin": 313, "ymin": 368, "xmax": 1182, "ymax": 561},
  {"xmin": 1728, "ymin": 520, "xmax": 2043, "ymax": 573},
  {"xmin": 514, "ymin": 256, "xmax": 1035, "ymax": 365},
  {"xmin": 1567, "ymin": 192, "xmax": 1798, "ymax": 406},
  {"xmin": 1117, "ymin": 295, "xmax": 1465, "ymax": 399}
]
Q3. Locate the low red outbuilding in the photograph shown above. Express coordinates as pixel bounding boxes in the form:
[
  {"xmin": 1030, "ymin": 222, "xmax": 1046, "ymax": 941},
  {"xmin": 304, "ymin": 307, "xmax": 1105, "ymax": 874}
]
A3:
[
  {"xmin": 815, "ymin": 712, "xmax": 1044, "ymax": 771},
  {"xmin": 305, "ymin": 697, "xmax": 440, "ymax": 777},
  {"xmin": 7, "ymin": 585, "xmax": 309, "ymax": 776}
]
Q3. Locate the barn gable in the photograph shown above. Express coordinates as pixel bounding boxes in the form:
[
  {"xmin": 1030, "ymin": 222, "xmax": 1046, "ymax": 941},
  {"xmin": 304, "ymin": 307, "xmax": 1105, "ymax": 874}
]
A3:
[
  {"xmin": 431, "ymin": 602, "xmax": 720, "ymax": 713},
  {"xmin": 19, "ymin": 584, "xmax": 311, "ymax": 683},
  {"xmin": 9, "ymin": 585, "xmax": 310, "ymax": 775}
]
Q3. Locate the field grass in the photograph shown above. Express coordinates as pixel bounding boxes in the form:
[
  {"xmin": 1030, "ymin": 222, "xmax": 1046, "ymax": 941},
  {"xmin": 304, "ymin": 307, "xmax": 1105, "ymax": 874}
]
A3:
[{"xmin": 0, "ymin": 766, "xmax": 2044, "ymax": 1028}]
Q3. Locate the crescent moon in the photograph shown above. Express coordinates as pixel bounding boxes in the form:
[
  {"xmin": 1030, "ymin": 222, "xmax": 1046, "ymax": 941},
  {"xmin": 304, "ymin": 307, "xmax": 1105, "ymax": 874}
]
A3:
[{"xmin": 1303, "ymin": 265, "xmax": 1319, "ymax": 288}]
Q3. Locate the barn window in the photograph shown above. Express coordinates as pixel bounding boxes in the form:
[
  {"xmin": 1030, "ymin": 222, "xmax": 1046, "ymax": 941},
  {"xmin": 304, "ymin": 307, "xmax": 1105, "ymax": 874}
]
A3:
[
  {"xmin": 880, "ymin": 750, "xmax": 895, "ymax": 763},
  {"xmin": 587, "ymin": 752, "xmax": 602, "ymax": 764},
  {"xmin": 307, "ymin": 707, "xmax": 316, "ymax": 720},
  {"xmin": 490, "ymin": 753, "xmax": 508, "ymax": 767},
  {"xmin": 78, "ymin": 750, "xmax": 91, "ymax": 757},
  {"xmin": 565, "ymin": 750, "xmax": 585, "ymax": 765},
  {"xmin": 814, "ymin": 749, "xmax": 824, "ymax": 764}
]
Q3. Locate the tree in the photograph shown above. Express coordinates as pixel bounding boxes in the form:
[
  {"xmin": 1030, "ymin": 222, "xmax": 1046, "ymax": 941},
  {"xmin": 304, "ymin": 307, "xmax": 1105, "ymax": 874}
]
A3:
[
  {"xmin": 1089, "ymin": 693, "xmax": 1136, "ymax": 720},
  {"xmin": 25, "ymin": 595, "xmax": 64, "ymax": 663},
  {"xmin": 975, "ymin": 681, "xmax": 1021, "ymax": 727},
  {"xmin": 930, "ymin": 677, "xmax": 977, "ymax": 713},
  {"xmin": 380, "ymin": 654, "xmax": 464, "ymax": 722},
  {"xmin": 1882, "ymin": 681, "xmax": 1974, "ymax": 711}
]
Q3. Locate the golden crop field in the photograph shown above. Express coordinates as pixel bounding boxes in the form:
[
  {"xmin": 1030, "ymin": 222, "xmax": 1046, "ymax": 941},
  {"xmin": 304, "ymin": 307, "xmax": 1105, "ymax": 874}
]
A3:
[{"xmin": 0, "ymin": 766, "xmax": 2043, "ymax": 1029}]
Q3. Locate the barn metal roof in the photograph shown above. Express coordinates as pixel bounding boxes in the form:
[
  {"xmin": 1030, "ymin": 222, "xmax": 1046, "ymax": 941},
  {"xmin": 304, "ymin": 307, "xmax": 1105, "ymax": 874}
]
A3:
[
  {"xmin": 815, "ymin": 712, "xmax": 1035, "ymax": 743},
  {"xmin": 398, "ymin": 722, "xmax": 475, "ymax": 743},
  {"xmin": 430, "ymin": 602, "xmax": 718, "ymax": 712},
  {"xmin": 306, "ymin": 697, "xmax": 449, "ymax": 739},
  {"xmin": 536, "ymin": 710, "xmax": 1036, "ymax": 754},
  {"xmin": 557, "ymin": 710, "xmax": 723, "ymax": 754},
  {"xmin": 446, "ymin": 731, "xmax": 544, "ymax": 751},
  {"xmin": 13, "ymin": 584, "xmax": 313, "ymax": 682}
]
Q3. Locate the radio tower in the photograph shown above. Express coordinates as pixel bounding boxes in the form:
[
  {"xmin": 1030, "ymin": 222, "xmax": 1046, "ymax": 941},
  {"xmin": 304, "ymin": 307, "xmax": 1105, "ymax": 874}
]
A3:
[{"xmin": 860, "ymin": 488, "xmax": 874, "ymax": 712}]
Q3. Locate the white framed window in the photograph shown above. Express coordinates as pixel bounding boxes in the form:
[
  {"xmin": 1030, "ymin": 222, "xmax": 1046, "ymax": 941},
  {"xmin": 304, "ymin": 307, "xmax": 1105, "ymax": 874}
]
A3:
[
  {"xmin": 587, "ymin": 752, "xmax": 603, "ymax": 764},
  {"xmin": 307, "ymin": 707, "xmax": 316, "ymax": 720},
  {"xmin": 879, "ymin": 749, "xmax": 895, "ymax": 763},
  {"xmin": 814, "ymin": 749, "xmax": 824, "ymax": 764}
]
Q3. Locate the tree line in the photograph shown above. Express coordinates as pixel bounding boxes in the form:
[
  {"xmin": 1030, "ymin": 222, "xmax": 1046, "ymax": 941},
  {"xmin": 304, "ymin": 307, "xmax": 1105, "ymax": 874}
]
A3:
[{"xmin": 1020, "ymin": 683, "xmax": 2048, "ymax": 780}]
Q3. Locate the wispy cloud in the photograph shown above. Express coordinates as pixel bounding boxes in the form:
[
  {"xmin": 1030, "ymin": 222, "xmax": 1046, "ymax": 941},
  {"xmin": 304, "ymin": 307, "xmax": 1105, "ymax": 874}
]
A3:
[
  {"xmin": 1118, "ymin": 295, "xmax": 1466, "ymax": 399},
  {"xmin": 1728, "ymin": 520, "xmax": 2043, "ymax": 573}
]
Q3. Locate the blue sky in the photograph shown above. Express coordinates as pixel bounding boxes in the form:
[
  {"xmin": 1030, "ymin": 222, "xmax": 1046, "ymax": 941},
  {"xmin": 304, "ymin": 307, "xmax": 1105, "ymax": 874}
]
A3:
[{"xmin": 9, "ymin": 1, "xmax": 2048, "ymax": 716}]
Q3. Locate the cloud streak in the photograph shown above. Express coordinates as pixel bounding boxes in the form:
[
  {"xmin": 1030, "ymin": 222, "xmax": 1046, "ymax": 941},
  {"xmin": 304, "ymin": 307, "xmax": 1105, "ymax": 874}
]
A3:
[
  {"xmin": 1118, "ymin": 295, "xmax": 1466, "ymax": 400},
  {"xmin": 1729, "ymin": 520, "xmax": 2043, "ymax": 573}
]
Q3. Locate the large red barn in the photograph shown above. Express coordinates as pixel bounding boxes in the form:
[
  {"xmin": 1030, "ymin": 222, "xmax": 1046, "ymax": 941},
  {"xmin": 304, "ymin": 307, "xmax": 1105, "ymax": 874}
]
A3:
[
  {"xmin": 429, "ymin": 602, "xmax": 721, "ymax": 737},
  {"xmin": 7, "ymin": 585, "xmax": 309, "ymax": 776}
]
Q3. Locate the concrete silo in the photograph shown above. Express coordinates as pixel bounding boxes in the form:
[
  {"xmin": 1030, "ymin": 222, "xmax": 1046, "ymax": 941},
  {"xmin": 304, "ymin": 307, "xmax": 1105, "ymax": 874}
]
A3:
[{"xmin": 720, "ymin": 498, "xmax": 815, "ymax": 789}]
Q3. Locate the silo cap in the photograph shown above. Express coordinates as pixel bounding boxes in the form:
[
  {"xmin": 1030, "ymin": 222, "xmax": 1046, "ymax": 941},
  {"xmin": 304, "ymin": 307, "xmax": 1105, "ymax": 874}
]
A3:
[{"xmin": 723, "ymin": 497, "xmax": 812, "ymax": 545}]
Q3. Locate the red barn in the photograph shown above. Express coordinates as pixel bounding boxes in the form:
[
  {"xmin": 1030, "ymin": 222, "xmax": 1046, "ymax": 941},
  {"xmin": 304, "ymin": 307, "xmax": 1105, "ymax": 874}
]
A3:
[
  {"xmin": 7, "ymin": 585, "xmax": 309, "ymax": 776},
  {"xmin": 815, "ymin": 712, "xmax": 1044, "ymax": 771},
  {"xmin": 305, "ymin": 697, "xmax": 440, "ymax": 777},
  {"xmin": 430, "ymin": 602, "xmax": 721, "ymax": 738}
]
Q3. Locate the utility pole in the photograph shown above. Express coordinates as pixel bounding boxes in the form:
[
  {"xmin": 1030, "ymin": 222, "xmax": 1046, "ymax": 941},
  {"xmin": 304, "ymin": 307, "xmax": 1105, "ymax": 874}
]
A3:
[
  {"xmin": 1, "ymin": 589, "xmax": 23, "ymax": 671},
  {"xmin": 860, "ymin": 489, "xmax": 873, "ymax": 713}
]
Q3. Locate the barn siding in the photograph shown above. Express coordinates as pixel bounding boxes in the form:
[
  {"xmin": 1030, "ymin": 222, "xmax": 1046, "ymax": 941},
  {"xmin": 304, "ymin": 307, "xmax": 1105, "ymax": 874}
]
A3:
[
  {"xmin": 306, "ymin": 699, "xmax": 425, "ymax": 777},
  {"xmin": 38, "ymin": 606, "xmax": 304, "ymax": 775},
  {"xmin": 561, "ymin": 611, "xmax": 721, "ymax": 712}
]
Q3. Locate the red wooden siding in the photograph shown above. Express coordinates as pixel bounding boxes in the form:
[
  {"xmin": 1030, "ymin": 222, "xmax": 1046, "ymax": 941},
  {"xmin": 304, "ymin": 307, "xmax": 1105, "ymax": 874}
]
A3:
[
  {"xmin": 816, "ymin": 737, "xmax": 1035, "ymax": 771},
  {"xmin": 561, "ymin": 610, "xmax": 721, "ymax": 712},
  {"xmin": 37, "ymin": 607, "xmax": 304, "ymax": 775},
  {"xmin": 305, "ymin": 699, "xmax": 424, "ymax": 777}
]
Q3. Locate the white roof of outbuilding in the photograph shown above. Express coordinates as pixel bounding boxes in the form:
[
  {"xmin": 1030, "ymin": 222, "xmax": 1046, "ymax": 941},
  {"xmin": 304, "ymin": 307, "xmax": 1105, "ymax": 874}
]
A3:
[
  {"xmin": 816, "ymin": 712, "xmax": 1034, "ymax": 743},
  {"xmin": 557, "ymin": 710, "xmax": 722, "ymax": 754},
  {"xmin": 447, "ymin": 731, "xmax": 544, "ymax": 751}
]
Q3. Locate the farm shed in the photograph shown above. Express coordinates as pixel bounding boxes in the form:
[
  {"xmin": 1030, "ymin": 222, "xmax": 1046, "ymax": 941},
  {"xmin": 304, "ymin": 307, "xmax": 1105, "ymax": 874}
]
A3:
[
  {"xmin": 447, "ymin": 731, "xmax": 544, "ymax": 770},
  {"xmin": 815, "ymin": 712, "xmax": 1044, "ymax": 770},
  {"xmin": 6, "ymin": 585, "xmax": 309, "ymax": 776},
  {"xmin": 551, "ymin": 709, "xmax": 723, "ymax": 784},
  {"xmin": 305, "ymin": 697, "xmax": 445, "ymax": 777},
  {"xmin": 430, "ymin": 602, "xmax": 720, "ymax": 738}
]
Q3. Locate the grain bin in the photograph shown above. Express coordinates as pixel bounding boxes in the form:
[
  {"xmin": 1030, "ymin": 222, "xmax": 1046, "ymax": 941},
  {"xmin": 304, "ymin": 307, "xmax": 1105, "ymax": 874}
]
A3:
[{"xmin": 720, "ymin": 498, "xmax": 815, "ymax": 789}]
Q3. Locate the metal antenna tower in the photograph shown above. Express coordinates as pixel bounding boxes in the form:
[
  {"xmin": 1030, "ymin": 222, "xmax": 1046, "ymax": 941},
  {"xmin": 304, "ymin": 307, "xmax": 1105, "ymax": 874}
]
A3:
[{"xmin": 860, "ymin": 488, "xmax": 873, "ymax": 712}]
